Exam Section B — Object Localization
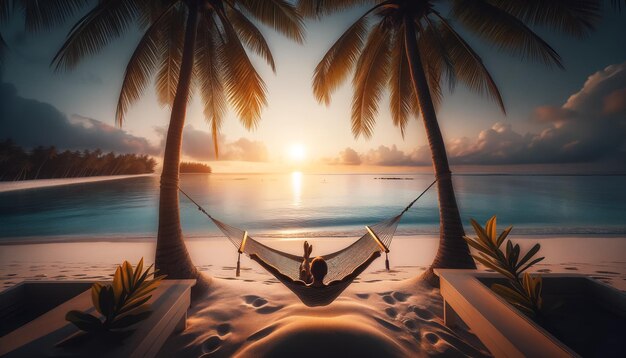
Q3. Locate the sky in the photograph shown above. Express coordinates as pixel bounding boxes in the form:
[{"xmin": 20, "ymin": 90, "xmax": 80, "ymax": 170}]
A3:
[{"xmin": 1, "ymin": 2, "xmax": 625, "ymax": 174}]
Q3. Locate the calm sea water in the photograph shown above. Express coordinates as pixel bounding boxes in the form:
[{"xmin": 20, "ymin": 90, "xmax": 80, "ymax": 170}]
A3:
[{"xmin": 0, "ymin": 173, "xmax": 625, "ymax": 240}]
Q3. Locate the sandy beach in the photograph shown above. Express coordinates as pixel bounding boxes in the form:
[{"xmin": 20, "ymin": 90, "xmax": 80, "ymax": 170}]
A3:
[
  {"xmin": 1, "ymin": 235, "xmax": 625, "ymax": 357},
  {"xmin": 0, "ymin": 174, "xmax": 153, "ymax": 193}
]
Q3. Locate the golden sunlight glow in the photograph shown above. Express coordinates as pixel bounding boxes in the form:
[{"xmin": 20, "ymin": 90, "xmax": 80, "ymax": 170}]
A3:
[{"xmin": 288, "ymin": 143, "xmax": 306, "ymax": 162}]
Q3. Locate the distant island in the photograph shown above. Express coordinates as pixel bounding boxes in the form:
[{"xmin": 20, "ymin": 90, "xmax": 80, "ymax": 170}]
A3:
[
  {"xmin": 0, "ymin": 140, "xmax": 156, "ymax": 181},
  {"xmin": 180, "ymin": 162, "xmax": 212, "ymax": 174}
]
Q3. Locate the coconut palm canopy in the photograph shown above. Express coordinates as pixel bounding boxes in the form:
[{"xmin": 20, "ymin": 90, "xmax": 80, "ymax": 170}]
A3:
[
  {"xmin": 50, "ymin": 0, "xmax": 304, "ymax": 156},
  {"xmin": 298, "ymin": 0, "xmax": 606, "ymax": 284},
  {"xmin": 35, "ymin": 0, "xmax": 305, "ymax": 286}
]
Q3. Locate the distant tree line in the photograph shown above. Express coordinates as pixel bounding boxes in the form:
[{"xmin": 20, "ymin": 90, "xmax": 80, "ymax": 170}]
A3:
[
  {"xmin": 0, "ymin": 139, "xmax": 157, "ymax": 181},
  {"xmin": 180, "ymin": 162, "xmax": 212, "ymax": 173}
]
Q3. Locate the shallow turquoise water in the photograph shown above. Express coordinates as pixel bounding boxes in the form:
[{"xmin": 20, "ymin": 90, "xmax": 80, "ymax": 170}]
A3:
[{"xmin": 0, "ymin": 174, "xmax": 625, "ymax": 240}]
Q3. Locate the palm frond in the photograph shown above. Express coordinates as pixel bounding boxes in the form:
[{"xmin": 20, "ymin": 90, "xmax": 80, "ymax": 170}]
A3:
[
  {"xmin": 351, "ymin": 22, "xmax": 390, "ymax": 138},
  {"xmin": 216, "ymin": 8, "xmax": 267, "ymax": 129},
  {"xmin": 296, "ymin": 0, "xmax": 376, "ymax": 18},
  {"xmin": 116, "ymin": 3, "xmax": 176, "ymax": 126},
  {"xmin": 17, "ymin": 0, "xmax": 90, "ymax": 33},
  {"xmin": 313, "ymin": 14, "xmax": 368, "ymax": 105},
  {"xmin": 434, "ymin": 12, "xmax": 505, "ymax": 113},
  {"xmin": 155, "ymin": 5, "xmax": 185, "ymax": 107},
  {"xmin": 388, "ymin": 27, "xmax": 413, "ymax": 137},
  {"xmin": 225, "ymin": 3, "xmax": 276, "ymax": 72},
  {"xmin": 235, "ymin": 0, "xmax": 304, "ymax": 44},
  {"xmin": 489, "ymin": 0, "xmax": 602, "ymax": 38},
  {"xmin": 52, "ymin": 0, "xmax": 140, "ymax": 71},
  {"xmin": 451, "ymin": 0, "xmax": 563, "ymax": 68},
  {"xmin": 195, "ymin": 13, "xmax": 226, "ymax": 157}
]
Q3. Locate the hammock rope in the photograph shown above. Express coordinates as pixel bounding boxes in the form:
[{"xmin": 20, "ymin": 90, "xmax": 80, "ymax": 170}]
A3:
[{"xmin": 179, "ymin": 178, "xmax": 437, "ymax": 306}]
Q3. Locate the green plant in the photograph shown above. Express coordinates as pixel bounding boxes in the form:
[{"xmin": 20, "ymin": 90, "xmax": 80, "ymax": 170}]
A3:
[
  {"xmin": 66, "ymin": 258, "xmax": 165, "ymax": 333},
  {"xmin": 464, "ymin": 216, "xmax": 544, "ymax": 316}
]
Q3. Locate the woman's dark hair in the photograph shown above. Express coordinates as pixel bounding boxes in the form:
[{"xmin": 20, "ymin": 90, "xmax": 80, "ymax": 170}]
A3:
[{"xmin": 310, "ymin": 257, "xmax": 328, "ymax": 281}]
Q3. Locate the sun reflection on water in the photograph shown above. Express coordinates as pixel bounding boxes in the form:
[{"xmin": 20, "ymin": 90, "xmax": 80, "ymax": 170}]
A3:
[{"xmin": 291, "ymin": 171, "xmax": 302, "ymax": 207}]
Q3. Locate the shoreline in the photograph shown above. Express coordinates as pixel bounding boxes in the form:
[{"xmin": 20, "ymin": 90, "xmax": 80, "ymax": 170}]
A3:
[
  {"xmin": 0, "ymin": 174, "xmax": 154, "ymax": 193},
  {"xmin": 1, "ymin": 232, "xmax": 625, "ymax": 246}
]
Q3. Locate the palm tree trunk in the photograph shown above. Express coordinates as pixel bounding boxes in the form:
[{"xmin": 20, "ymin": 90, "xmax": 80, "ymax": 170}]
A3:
[
  {"xmin": 155, "ymin": 0, "xmax": 208, "ymax": 292},
  {"xmin": 404, "ymin": 17, "xmax": 475, "ymax": 286}
]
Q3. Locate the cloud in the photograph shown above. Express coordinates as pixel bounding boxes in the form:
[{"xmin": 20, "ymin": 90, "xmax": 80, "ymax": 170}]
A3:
[
  {"xmin": 328, "ymin": 62, "xmax": 626, "ymax": 168},
  {"xmin": 0, "ymin": 82, "xmax": 159, "ymax": 154},
  {"xmin": 174, "ymin": 125, "xmax": 269, "ymax": 162}
]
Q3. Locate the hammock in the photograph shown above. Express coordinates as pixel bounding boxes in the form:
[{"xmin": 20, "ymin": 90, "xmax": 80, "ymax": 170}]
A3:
[{"xmin": 180, "ymin": 179, "xmax": 436, "ymax": 306}]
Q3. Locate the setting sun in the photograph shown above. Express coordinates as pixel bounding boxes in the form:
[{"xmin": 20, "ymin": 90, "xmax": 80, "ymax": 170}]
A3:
[{"xmin": 288, "ymin": 143, "xmax": 306, "ymax": 162}]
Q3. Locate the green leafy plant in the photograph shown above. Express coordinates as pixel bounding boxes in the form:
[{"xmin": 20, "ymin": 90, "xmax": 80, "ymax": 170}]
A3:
[
  {"xmin": 66, "ymin": 258, "xmax": 165, "ymax": 334},
  {"xmin": 464, "ymin": 216, "xmax": 544, "ymax": 317}
]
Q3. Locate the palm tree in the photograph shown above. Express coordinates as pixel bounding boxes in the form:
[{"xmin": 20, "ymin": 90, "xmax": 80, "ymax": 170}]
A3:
[
  {"xmin": 300, "ymin": 0, "xmax": 603, "ymax": 285},
  {"xmin": 52, "ymin": 0, "xmax": 304, "ymax": 289}
]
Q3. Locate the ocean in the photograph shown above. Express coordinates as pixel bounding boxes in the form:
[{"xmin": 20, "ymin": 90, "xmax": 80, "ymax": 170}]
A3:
[{"xmin": 1, "ymin": 173, "xmax": 625, "ymax": 241}]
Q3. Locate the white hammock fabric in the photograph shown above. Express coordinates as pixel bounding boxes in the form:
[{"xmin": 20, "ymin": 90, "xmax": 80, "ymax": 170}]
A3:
[{"xmin": 180, "ymin": 179, "xmax": 436, "ymax": 306}]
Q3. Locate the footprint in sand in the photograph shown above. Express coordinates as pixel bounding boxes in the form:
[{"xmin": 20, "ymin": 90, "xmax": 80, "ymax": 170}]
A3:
[
  {"xmin": 424, "ymin": 332, "xmax": 440, "ymax": 344},
  {"xmin": 392, "ymin": 292, "xmax": 411, "ymax": 302},
  {"xmin": 242, "ymin": 295, "xmax": 283, "ymax": 314},
  {"xmin": 256, "ymin": 305, "xmax": 285, "ymax": 314},
  {"xmin": 373, "ymin": 317, "xmax": 402, "ymax": 332},
  {"xmin": 564, "ymin": 267, "xmax": 578, "ymax": 271},
  {"xmin": 201, "ymin": 336, "xmax": 222, "ymax": 354},
  {"xmin": 356, "ymin": 293, "xmax": 370, "ymax": 300},
  {"xmin": 243, "ymin": 295, "xmax": 267, "ymax": 306},
  {"xmin": 381, "ymin": 295, "xmax": 396, "ymax": 305},
  {"xmin": 247, "ymin": 324, "xmax": 278, "ymax": 341},
  {"xmin": 216, "ymin": 323, "xmax": 231, "ymax": 336},
  {"xmin": 403, "ymin": 318, "xmax": 417, "ymax": 330},
  {"xmin": 385, "ymin": 307, "xmax": 398, "ymax": 319},
  {"xmin": 596, "ymin": 270, "xmax": 620, "ymax": 275},
  {"xmin": 537, "ymin": 269, "xmax": 551, "ymax": 273},
  {"xmin": 413, "ymin": 307, "xmax": 434, "ymax": 320}
]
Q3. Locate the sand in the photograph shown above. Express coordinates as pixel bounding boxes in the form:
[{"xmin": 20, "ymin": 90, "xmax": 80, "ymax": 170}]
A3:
[
  {"xmin": 0, "ymin": 174, "xmax": 153, "ymax": 193},
  {"xmin": 1, "ymin": 236, "xmax": 625, "ymax": 357}
]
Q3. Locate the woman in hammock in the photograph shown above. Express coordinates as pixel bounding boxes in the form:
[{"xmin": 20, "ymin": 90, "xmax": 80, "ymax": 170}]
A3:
[{"xmin": 250, "ymin": 250, "xmax": 381, "ymax": 288}]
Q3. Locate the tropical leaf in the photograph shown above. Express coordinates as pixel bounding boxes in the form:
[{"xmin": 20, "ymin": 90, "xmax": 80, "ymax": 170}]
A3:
[
  {"xmin": 226, "ymin": 4, "xmax": 276, "ymax": 72},
  {"xmin": 489, "ymin": 0, "xmax": 601, "ymax": 38},
  {"xmin": 155, "ymin": 4, "xmax": 185, "ymax": 107},
  {"xmin": 52, "ymin": 0, "xmax": 141, "ymax": 71},
  {"xmin": 451, "ymin": 0, "xmax": 563, "ymax": 68},
  {"xmin": 518, "ymin": 256, "xmax": 545, "ymax": 274},
  {"xmin": 351, "ymin": 22, "xmax": 390, "ymax": 138},
  {"xmin": 388, "ymin": 27, "xmax": 414, "ymax": 137},
  {"xmin": 116, "ymin": 4, "xmax": 174, "ymax": 126},
  {"xmin": 236, "ymin": 0, "xmax": 305, "ymax": 44},
  {"xmin": 195, "ymin": 14, "xmax": 226, "ymax": 157},
  {"xmin": 516, "ymin": 243, "xmax": 541, "ymax": 270},
  {"xmin": 313, "ymin": 14, "xmax": 368, "ymax": 105},
  {"xmin": 66, "ymin": 310, "xmax": 103, "ymax": 332},
  {"xmin": 216, "ymin": 8, "xmax": 267, "ymax": 129},
  {"xmin": 67, "ymin": 258, "xmax": 164, "ymax": 334},
  {"xmin": 17, "ymin": 0, "xmax": 90, "ymax": 33},
  {"xmin": 467, "ymin": 216, "xmax": 544, "ymax": 317}
]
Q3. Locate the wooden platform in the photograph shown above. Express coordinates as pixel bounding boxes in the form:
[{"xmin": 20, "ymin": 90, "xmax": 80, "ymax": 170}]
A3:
[
  {"xmin": 0, "ymin": 279, "xmax": 195, "ymax": 357},
  {"xmin": 435, "ymin": 270, "xmax": 576, "ymax": 358}
]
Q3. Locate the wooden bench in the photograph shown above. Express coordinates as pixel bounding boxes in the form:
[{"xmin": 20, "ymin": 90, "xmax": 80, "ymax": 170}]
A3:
[
  {"xmin": 0, "ymin": 279, "xmax": 195, "ymax": 357},
  {"xmin": 435, "ymin": 269, "xmax": 575, "ymax": 358}
]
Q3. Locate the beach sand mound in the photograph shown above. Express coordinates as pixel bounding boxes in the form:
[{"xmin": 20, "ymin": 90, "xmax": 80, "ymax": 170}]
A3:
[
  {"xmin": 238, "ymin": 315, "xmax": 407, "ymax": 357},
  {"xmin": 157, "ymin": 276, "xmax": 490, "ymax": 357}
]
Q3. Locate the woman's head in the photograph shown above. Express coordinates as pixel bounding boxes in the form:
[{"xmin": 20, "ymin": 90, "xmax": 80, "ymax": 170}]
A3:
[{"xmin": 310, "ymin": 257, "xmax": 328, "ymax": 282}]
